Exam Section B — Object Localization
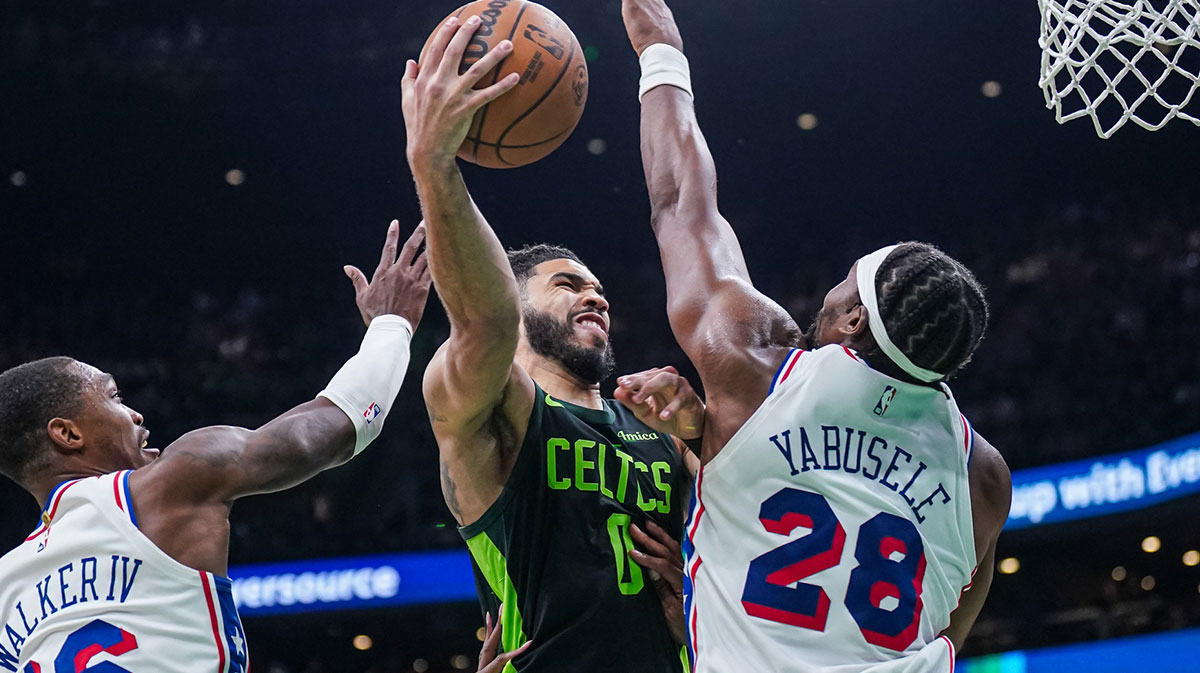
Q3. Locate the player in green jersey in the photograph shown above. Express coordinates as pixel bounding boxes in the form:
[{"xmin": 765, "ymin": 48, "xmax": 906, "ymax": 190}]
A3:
[{"xmin": 402, "ymin": 16, "xmax": 702, "ymax": 673}]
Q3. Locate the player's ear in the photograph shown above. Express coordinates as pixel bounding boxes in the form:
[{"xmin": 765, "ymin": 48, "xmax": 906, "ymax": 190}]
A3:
[
  {"xmin": 841, "ymin": 302, "xmax": 869, "ymax": 338},
  {"xmin": 47, "ymin": 418, "xmax": 86, "ymax": 454}
]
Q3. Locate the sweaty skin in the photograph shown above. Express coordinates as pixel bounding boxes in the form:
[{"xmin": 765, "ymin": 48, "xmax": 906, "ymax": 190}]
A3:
[{"xmin": 621, "ymin": 0, "xmax": 1011, "ymax": 651}]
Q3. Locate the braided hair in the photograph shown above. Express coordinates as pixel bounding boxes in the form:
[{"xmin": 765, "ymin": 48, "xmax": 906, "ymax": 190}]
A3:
[{"xmin": 866, "ymin": 243, "xmax": 989, "ymax": 381}]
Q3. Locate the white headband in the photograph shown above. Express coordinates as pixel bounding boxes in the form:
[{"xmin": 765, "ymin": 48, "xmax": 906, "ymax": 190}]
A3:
[{"xmin": 855, "ymin": 245, "xmax": 945, "ymax": 383}]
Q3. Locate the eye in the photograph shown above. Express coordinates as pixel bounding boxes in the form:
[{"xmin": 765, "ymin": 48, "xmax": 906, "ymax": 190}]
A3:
[{"xmin": 113, "ymin": 391, "xmax": 123, "ymax": 402}]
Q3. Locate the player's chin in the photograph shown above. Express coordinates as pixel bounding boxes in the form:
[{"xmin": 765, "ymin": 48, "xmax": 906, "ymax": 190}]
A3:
[
  {"xmin": 576, "ymin": 335, "xmax": 608, "ymax": 352},
  {"xmin": 573, "ymin": 325, "xmax": 608, "ymax": 348}
]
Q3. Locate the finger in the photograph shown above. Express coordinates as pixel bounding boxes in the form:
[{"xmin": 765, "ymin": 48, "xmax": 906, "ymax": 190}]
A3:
[
  {"xmin": 439, "ymin": 15, "xmax": 481, "ymax": 78},
  {"xmin": 462, "ymin": 39, "xmax": 514, "ymax": 87},
  {"xmin": 630, "ymin": 523, "xmax": 673, "ymax": 559},
  {"xmin": 629, "ymin": 548, "xmax": 675, "ymax": 579},
  {"xmin": 634, "ymin": 386, "xmax": 667, "ymax": 407},
  {"xmin": 480, "ymin": 612, "xmax": 501, "ymax": 661},
  {"xmin": 629, "ymin": 371, "xmax": 675, "ymax": 402},
  {"xmin": 630, "ymin": 549, "xmax": 684, "ymax": 593},
  {"xmin": 643, "ymin": 519, "xmax": 682, "ymax": 554},
  {"xmin": 617, "ymin": 370, "xmax": 655, "ymax": 390},
  {"xmin": 401, "ymin": 59, "xmax": 418, "ymax": 99},
  {"xmin": 344, "ymin": 265, "xmax": 368, "ymax": 295},
  {"xmin": 398, "ymin": 223, "xmax": 426, "ymax": 268},
  {"xmin": 376, "ymin": 220, "xmax": 401, "ymax": 278},
  {"xmin": 644, "ymin": 370, "xmax": 682, "ymax": 396},
  {"xmin": 493, "ymin": 640, "xmax": 532, "ymax": 664},
  {"xmin": 423, "ymin": 15, "xmax": 461, "ymax": 74},
  {"xmin": 466, "ymin": 72, "xmax": 520, "ymax": 110},
  {"xmin": 659, "ymin": 395, "xmax": 684, "ymax": 420},
  {"xmin": 411, "ymin": 249, "xmax": 430, "ymax": 277}
]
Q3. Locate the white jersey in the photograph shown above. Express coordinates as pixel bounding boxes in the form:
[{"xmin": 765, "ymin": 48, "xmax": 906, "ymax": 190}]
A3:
[
  {"xmin": 0, "ymin": 471, "xmax": 249, "ymax": 673},
  {"xmin": 684, "ymin": 345, "xmax": 976, "ymax": 673}
]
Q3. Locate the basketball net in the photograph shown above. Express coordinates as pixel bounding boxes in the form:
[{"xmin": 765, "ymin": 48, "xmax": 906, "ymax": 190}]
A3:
[{"xmin": 1038, "ymin": 0, "xmax": 1200, "ymax": 138}]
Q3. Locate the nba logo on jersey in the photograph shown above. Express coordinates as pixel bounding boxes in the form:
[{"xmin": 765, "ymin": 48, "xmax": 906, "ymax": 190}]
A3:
[
  {"xmin": 873, "ymin": 386, "xmax": 897, "ymax": 416},
  {"xmin": 363, "ymin": 402, "xmax": 382, "ymax": 424}
]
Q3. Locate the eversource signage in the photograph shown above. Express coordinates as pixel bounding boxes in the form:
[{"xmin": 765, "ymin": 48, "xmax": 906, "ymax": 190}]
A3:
[
  {"xmin": 1006, "ymin": 430, "xmax": 1200, "ymax": 530},
  {"xmin": 229, "ymin": 550, "xmax": 476, "ymax": 616},
  {"xmin": 228, "ymin": 432, "xmax": 1200, "ymax": 615}
]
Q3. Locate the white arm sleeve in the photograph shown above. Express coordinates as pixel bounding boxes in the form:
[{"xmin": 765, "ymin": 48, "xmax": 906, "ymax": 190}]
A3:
[{"xmin": 318, "ymin": 314, "xmax": 414, "ymax": 456}]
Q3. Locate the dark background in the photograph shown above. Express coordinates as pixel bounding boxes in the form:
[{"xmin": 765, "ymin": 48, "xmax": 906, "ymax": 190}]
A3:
[{"xmin": 2, "ymin": 0, "xmax": 1199, "ymax": 671}]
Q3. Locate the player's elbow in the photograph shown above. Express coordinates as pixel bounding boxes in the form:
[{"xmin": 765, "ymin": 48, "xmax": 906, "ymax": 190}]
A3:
[
  {"xmin": 301, "ymin": 424, "xmax": 357, "ymax": 469},
  {"xmin": 451, "ymin": 293, "xmax": 521, "ymax": 337}
]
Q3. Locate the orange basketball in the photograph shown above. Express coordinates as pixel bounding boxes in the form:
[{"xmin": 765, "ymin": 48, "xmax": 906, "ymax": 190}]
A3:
[{"xmin": 421, "ymin": 1, "xmax": 588, "ymax": 169}]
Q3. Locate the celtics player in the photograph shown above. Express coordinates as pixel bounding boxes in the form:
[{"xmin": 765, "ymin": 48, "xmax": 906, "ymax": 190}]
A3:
[{"xmin": 402, "ymin": 15, "xmax": 701, "ymax": 673}]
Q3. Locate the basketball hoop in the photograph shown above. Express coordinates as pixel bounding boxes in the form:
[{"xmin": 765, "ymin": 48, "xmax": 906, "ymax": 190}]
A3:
[{"xmin": 1037, "ymin": 0, "xmax": 1200, "ymax": 138}]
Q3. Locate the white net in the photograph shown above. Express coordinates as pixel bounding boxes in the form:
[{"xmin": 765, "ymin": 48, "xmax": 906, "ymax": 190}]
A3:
[{"xmin": 1038, "ymin": 0, "xmax": 1200, "ymax": 138}]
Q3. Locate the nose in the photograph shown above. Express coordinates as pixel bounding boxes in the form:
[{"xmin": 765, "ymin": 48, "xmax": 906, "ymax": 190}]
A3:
[
  {"xmin": 130, "ymin": 408, "xmax": 145, "ymax": 427},
  {"xmin": 583, "ymin": 291, "xmax": 608, "ymax": 314}
]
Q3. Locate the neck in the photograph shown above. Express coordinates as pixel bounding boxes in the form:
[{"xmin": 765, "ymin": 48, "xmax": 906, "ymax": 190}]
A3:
[
  {"xmin": 28, "ymin": 472, "xmax": 85, "ymax": 509},
  {"xmin": 28, "ymin": 459, "xmax": 117, "ymax": 509},
  {"xmin": 515, "ymin": 348, "xmax": 604, "ymax": 410}
]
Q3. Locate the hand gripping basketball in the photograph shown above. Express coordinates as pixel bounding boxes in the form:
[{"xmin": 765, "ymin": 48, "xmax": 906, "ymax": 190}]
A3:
[{"xmin": 402, "ymin": 16, "xmax": 520, "ymax": 167}]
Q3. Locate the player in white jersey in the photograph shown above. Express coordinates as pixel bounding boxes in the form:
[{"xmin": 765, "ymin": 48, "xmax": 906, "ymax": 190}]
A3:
[
  {"xmin": 616, "ymin": 1, "xmax": 1013, "ymax": 671},
  {"xmin": 0, "ymin": 223, "xmax": 447, "ymax": 673}
]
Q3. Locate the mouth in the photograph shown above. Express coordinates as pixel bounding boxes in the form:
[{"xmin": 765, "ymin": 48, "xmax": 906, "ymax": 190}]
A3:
[
  {"xmin": 138, "ymin": 429, "xmax": 158, "ymax": 457},
  {"xmin": 573, "ymin": 312, "xmax": 608, "ymax": 340}
]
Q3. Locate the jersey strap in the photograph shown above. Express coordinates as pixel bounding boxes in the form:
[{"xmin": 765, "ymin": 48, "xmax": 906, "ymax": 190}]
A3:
[
  {"xmin": 112, "ymin": 470, "xmax": 139, "ymax": 528},
  {"xmin": 768, "ymin": 349, "xmax": 805, "ymax": 395},
  {"xmin": 25, "ymin": 478, "xmax": 84, "ymax": 540},
  {"xmin": 959, "ymin": 414, "xmax": 975, "ymax": 460}
]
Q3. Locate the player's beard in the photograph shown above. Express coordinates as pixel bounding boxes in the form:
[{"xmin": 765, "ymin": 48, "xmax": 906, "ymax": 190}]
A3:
[
  {"xmin": 804, "ymin": 306, "xmax": 832, "ymax": 349},
  {"xmin": 523, "ymin": 307, "xmax": 616, "ymax": 385}
]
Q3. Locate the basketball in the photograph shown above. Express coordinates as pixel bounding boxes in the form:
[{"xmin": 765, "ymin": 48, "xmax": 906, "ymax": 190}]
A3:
[{"xmin": 421, "ymin": 0, "xmax": 588, "ymax": 169}]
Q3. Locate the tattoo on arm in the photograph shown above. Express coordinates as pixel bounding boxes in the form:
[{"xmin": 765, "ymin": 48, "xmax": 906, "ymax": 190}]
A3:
[{"xmin": 440, "ymin": 460, "xmax": 463, "ymax": 520}]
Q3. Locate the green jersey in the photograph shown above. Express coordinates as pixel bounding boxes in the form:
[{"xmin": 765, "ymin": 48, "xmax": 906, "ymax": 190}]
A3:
[{"xmin": 461, "ymin": 385, "xmax": 689, "ymax": 672}]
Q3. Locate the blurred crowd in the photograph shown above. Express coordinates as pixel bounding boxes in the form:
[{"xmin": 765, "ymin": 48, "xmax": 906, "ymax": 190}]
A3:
[
  {"xmin": 3, "ymin": 191, "xmax": 1199, "ymax": 558},
  {"xmin": 2, "ymin": 192, "xmax": 1198, "ymax": 669}
]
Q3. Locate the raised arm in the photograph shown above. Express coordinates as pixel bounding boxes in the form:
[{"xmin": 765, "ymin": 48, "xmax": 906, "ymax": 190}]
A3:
[
  {"xmin": 130, "ymin": 222, "xmax": 431, "ymax": 575},
  {"xmin": 622, "ymin": 0, "xmax": 800, "ymax": 412},
  {"xmin": 402, "ymin": 17, "xmax": 532, "ymax": 433}
]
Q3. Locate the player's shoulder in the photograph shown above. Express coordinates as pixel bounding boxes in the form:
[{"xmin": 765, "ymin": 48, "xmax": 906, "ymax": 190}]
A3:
[{"xmin": 968, "ymin": 431, "xmax": 1012, "ymax": 529}]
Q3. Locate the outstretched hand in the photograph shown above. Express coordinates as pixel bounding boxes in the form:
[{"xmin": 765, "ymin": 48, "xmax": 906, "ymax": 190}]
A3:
[
  {"xmin": 621, "ymin": 0, "xmax": 684, "ymax": 56},
  {"xmin": 478, "ymin": 609, "xmax": 531, "ymax": 672},
  {"xmin": 615, "ymin": 366, "xmax": 704, "ymax": 440},
  {"xmin": 402, "ymin": 15, "xmax": 520, "ymax": 167},
  {"xmin": 344, "ymin": 221, "xmax": 432, "ymax": 328},
  {"xmin": 631, "ymin": 519, "xmax": 686, "ymax": 645}
]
